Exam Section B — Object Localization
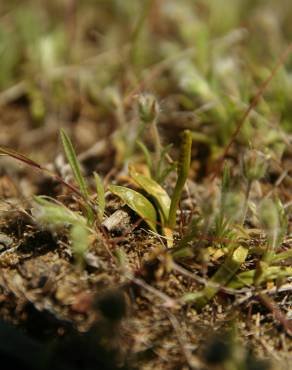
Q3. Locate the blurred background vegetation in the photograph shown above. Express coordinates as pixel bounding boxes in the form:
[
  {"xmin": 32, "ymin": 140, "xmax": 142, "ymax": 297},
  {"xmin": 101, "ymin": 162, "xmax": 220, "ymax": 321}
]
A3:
[{"xmin": 0, "ymin": 0, "xmax": 292, "ymax": 165}]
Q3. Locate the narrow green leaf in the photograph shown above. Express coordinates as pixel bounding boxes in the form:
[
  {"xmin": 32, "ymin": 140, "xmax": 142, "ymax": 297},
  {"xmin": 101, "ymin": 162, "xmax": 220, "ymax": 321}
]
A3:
[
  {"xmin": 194, "ymin": 245, "xmax": 249, "ymax": 310},
  {"xmin": 60, "ymin": 129, "xmax": 94, "ymax": 224},
  {"xmin": 156, "ymin": 162, "xmax": 176, "ymax": 184},
  {"xmin": 168, "ymin": 130, "xmax": 192, "ymax": 229},
  {"xmin": 156, "ymin": 143, "xmax": 173, "ymax": 182},
  {"xmin": 271, "ymin": 249, "xmax": 292, "ymax": 263},
  {"xmin": 137, "ymin": 140, "xmax": 152, "ymax": 171},
  {"xmin": 109, "ymin": 184, "xmax": 157, "ymax": 232},
  {"xmin": 94, "ymin": 172, "xmax": 105, "ymax": 222},
  {"xmin": 60, "ymin": 129, "xmax": 89, "ymax": 200},
  {"xmin": 129, "ymin": 168, "xmax": 171, "ymax": 223},
  {"xmin": 228, "ymin": 266, "xmax": 292, "ymax": 289}
]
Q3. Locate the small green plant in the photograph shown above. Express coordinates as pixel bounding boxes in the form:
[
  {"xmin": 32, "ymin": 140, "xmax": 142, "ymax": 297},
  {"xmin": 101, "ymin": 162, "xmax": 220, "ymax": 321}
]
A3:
[
  {"xmin": 33, "ymin": 196, "xmax": 91, "ymax": 268},
  {"xmin": 108, "ymin": 130, "xmax": 192, "ymax": 244},
  {"xmin": 60, "ymin": 129, "xmax": 90, "ymax": 200},
  {"xmin": 180, "ymin": 180, "xmax": 290, "ymax": 309},
  {"xmin": 1, "ymin": 127, "xmax": 191, "ymax": 245}
]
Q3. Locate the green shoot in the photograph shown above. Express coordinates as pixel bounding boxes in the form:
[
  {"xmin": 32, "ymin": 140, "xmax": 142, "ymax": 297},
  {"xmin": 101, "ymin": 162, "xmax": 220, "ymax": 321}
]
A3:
[
  {"xmin": 168, "ymin": 130, "xmax": 192, "ymax": 229},
  {"xmin": 60, "ymin": 129, "xmax": 89, "ymax": 199},
  {"xmin": 137, "ymin": 140, "xmax": 152, "ymax": 171},
  {"xmin": 60, "ymin": 129, "xmax": 94, "ymax": 224},
  {"xmin": 155, "ymin": 143, "xmax": 174, "ymax": 184}
]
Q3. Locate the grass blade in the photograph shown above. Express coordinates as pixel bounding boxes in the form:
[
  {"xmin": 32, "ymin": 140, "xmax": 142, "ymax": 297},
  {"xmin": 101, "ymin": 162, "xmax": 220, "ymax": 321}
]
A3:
[
  {"xmin": 60, "ymin": 129, "xmax": 89, "ymax": 200},
  {"xmin": 60, "ymin": 129, "xmax": 94, "ymax": 223}
]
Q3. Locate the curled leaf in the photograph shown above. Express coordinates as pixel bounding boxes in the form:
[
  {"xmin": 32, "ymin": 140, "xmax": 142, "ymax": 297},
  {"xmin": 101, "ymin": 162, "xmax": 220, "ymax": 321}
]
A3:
[
  {"xmin": 129, "ymin": 168, "xmax": 171, "ymax": 222},
  {"xmin": 109, "ymin": 185, "xmax": 157, "ymax": 232}
]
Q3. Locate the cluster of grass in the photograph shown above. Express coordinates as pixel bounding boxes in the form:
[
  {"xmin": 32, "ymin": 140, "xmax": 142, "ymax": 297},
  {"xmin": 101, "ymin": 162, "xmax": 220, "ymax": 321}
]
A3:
[{"xmin": 0, "ymin": 0, "xmax": 292, "ymax": 368}]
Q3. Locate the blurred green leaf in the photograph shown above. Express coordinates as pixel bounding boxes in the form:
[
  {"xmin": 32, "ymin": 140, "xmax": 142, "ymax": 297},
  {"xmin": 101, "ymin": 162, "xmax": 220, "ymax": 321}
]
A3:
[
  {"xmin": 228, "ymin": 266, "xmax": 292, "ymax": 289},
  {"xmin": 34, "ymin": 196, "xmax": 90, "ymax": 266}
]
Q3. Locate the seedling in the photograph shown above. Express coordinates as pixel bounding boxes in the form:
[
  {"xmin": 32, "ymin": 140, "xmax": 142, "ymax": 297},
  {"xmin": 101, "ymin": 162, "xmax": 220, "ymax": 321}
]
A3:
[{"xmin": 108, "ymin": 130, "xmax": 192, "ymax": 245}]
